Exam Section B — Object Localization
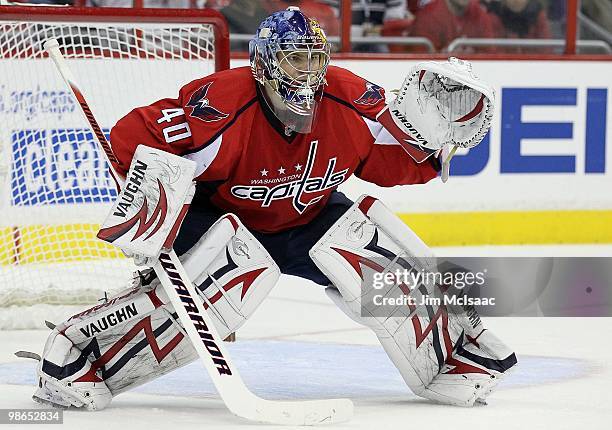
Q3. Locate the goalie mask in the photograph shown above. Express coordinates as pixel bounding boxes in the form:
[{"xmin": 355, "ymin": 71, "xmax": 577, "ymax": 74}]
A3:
[{"xmin": 249, "ymin": 7, "xmax": 330, "ymax": 135}]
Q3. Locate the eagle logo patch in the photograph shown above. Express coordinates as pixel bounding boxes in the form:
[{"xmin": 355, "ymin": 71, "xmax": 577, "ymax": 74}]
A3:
[
  {"xmin": 186, "ymin": 82, "xmax": 229, "ymax": 122},
  {"xmin": 354, "ymin": 82, "xmax": 384, "ymax": 105}
]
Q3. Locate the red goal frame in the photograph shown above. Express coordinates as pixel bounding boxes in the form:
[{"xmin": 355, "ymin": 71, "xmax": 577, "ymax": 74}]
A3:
[{"xmin": 0, "ymin": 5, "xmax": 230, "ymax": 72}]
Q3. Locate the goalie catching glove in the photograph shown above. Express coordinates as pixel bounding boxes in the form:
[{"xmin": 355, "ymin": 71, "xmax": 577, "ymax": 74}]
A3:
[{"xmin": 377, "ymin": 57, "xmax": 495, "ymax": 182}]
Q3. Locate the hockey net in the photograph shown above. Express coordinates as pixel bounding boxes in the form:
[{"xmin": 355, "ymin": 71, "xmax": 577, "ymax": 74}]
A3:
[{"xmin": 0, "ymin": 6, "xmax": 229, "ymax": 329}]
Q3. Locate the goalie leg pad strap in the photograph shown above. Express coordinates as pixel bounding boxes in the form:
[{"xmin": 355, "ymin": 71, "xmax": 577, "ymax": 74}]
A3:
[
  {"xmin": 310, "ymin": 195, "xmax": 517, "ymax": 406},
  {"xmin": 37, "ymin": 214, "xmax": 280, "ymax": 410}
]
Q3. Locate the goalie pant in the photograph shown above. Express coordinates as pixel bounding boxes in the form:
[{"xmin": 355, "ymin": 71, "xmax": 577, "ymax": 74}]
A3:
[{"xmin": 33, "ymin": 214, "xmax": 280, "ymax": 410}]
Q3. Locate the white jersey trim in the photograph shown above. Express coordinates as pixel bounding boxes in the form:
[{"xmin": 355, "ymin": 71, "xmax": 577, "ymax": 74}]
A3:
[
  {"xmin": 363, "ymin": 117, "xmax": 401, "ymax": 146},
  {"xmin": 186, "ymin": 134, "xmax": 223, "ymax": 177}
]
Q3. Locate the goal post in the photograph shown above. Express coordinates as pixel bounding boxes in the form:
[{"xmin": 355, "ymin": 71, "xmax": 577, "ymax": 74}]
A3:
[{"xmin": 0, "ymin": 5, "xmax": 229, "ymax": 328}]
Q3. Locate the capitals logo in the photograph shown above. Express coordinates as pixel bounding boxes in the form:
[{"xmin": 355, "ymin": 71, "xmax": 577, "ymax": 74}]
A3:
[
  {"xmin": 186, "ymin": 82, "xmax": 229, "ymax": 122},
  {"xmin": 230, "ymin": 141, "xmax": 349, "ymax": 214},
  {"xmin": 354, "ymin": 81, "xmax": 385, "ymax": 106}
]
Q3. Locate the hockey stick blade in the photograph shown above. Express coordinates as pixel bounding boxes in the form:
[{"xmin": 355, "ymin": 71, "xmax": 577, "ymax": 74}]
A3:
[
  {"xmin": 44, "ymin": 38, "xmax": 353, "ymax": 425},
  {"xmin": 15, "ymin": 351, "xmax": 41, "ymax": 361}
]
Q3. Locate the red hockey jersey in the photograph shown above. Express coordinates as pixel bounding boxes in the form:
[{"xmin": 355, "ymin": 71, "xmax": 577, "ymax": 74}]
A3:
[{"xmin": 109, "ymin": 66, "xmax": 438, "ymax": 233}]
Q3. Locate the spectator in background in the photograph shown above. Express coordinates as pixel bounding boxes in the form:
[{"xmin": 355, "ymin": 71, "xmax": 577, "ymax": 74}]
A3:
[
  {"xmin": 21, "ymin": 1, "xmax": 72, "ymax": 4},
  {"xmin": 205, "ymin": 0, "xmax": 231, "ymax": 7},
  {"xmin": 484, "ymin": 0, "xmax": 551, "ymax": 40},
  {"xmin": 409, "ymin": 0, "xmax": 498, "ymax": 52},
  {"xmin": 326, "ymin": 0, "xmax": 411, "ymax": 52},
  {"xmin": 579, "ymin": 0, "xmax": 612, "ymax": 54},
  {"xmin": 87, "ymin": 0, "xmax": 193, "ymax": 6},
  {"xmin": 220, "ymin": 0, "xmax": 272, "ymax": 50},
  {"xmin": 220, "ymin": 0, "xmax": 340, "ymax": 51},
  {"xmin": 581, "ymin": 0, "xmax": 612, "ymax": 34},
  {"xmin": 272, "ymin": 0, "xmax": 339, "ymax": 35},
  {"xmin": 544, "ymin": 0, "xmax": 566, "ymax": 38},
  {"xmin": 406, "ymin": 0, "xmax": 418, "ymax": 14}
]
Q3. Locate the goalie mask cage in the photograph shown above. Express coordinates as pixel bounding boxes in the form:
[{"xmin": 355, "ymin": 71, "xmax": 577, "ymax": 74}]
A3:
[{"xmin": 0, "ymin": 6, "xmax": 229, "ymax": 329}]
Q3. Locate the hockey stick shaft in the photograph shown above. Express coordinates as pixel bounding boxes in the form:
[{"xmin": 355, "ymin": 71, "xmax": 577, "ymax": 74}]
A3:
[
  {"xmin": 43, "ymin": 39, "xmax": 123, "ymax": 190},
  {"xmin": 441, "ymin": 145, "xmax": 458, "ymax": 183},
  {"xmin": 43, "ymin": 38, "xmax": 352, "ymax": 425}
]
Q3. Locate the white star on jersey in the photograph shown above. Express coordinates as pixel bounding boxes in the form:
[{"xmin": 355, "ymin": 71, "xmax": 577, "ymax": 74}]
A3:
[
  {"xmin": 278, "ymin": 166, "xmax": 286, "ymax": 175},
  {"xmin": 295, "ymin": 163, "xmax": 302, "ymax": 171},
  {"xmin": 260, "ymin": 169, "xmax": 268, "ymax": 177}
]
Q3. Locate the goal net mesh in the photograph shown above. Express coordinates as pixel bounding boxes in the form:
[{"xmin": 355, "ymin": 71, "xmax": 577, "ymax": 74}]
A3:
[{"xmin": 0, "ymin": 15, "xmax": 219, "ymax": 328}]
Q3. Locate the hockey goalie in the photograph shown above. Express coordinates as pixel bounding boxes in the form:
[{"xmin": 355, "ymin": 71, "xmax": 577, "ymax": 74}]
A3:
[{"xmin": 31, "ymin": 7, "xmax": 516, "ymax": 412}]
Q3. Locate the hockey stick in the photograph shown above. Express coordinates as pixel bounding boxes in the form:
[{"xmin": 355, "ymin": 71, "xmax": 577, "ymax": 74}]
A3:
[
  {"xmin": 441, "ymin": 145, "xmax": 458, "ymax": 183},
  {"xmin": 43, "ymin": 38, "xmax": 353, "ymax": 425}
]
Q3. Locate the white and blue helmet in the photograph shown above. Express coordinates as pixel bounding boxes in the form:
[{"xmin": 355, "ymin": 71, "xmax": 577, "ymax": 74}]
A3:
[{"xmin": 249, "ymin": 7, "xmax": 330, "ymax": 134}]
